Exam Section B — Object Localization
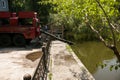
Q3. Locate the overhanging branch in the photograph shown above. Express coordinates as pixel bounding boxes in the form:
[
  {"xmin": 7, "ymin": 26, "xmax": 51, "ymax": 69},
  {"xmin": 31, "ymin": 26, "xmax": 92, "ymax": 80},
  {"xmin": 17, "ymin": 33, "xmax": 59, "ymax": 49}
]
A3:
[
  {"xmin": 85, "ymin": 21, "xmax": 109, "ymax": 47},
  {"xmin": 95, "ymin": 0, "xmax": 116, "ymax": 46}
]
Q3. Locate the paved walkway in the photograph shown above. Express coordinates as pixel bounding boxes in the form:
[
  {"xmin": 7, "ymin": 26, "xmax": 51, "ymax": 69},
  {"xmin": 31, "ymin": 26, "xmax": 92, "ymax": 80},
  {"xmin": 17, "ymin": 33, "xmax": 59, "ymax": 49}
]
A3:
[
  {"xmin": 0, "ymin": 48, "xmax": 41, "ymax": 80},
  {"xmin": 49, "ymin": 41, "xmax": 95, "ymax": 80}
]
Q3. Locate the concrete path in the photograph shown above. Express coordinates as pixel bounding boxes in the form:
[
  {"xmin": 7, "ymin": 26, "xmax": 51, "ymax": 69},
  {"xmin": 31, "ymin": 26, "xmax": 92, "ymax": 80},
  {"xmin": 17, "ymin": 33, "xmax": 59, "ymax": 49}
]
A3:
[
  {"xmin": 0, "ymin": 48, "xmax": 42, "ymax": 80},
  {"xmin": 49, "ymin": 41, "xmax": 95, "ymax": 80}
]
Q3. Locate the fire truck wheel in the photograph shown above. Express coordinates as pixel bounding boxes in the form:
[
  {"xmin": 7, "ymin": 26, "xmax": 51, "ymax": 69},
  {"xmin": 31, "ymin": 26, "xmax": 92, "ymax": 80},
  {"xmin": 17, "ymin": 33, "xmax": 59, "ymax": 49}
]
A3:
[
  {"xmin": 26, "ymin": 39, "xmax": 31, "ymax": 44},
  {"xmin": 0, "ymin": 34, "xmax": 12, "ymax": 46},
  {"xmin": 13, "ymin": 35, "xmax": 26, "ymax": 46}
]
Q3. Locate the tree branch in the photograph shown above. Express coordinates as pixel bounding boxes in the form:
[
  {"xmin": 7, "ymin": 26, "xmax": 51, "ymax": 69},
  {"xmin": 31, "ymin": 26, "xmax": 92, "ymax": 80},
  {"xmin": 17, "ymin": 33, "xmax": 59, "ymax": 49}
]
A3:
[
  {"xmin": 110, "ymin": 23, "xmax": 120, "ymax": 33},
  {"xmin": 95, "ymin": 0, "xmax": 116, "ymax": 46},
  {"xmin": 85, "ymin": 21, "xmax": 110, "ymax": 47},
  {"xmin": 85, "ymin": 19, "xmax": 120, "ymax": 62}
]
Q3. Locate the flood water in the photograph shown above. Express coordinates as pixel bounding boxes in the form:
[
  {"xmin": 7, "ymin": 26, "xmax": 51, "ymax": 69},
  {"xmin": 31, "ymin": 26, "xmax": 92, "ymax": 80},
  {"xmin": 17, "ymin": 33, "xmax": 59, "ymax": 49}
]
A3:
[{"xmin": 71, "ymin": 41, "xmax": 120, "ymax": 80}]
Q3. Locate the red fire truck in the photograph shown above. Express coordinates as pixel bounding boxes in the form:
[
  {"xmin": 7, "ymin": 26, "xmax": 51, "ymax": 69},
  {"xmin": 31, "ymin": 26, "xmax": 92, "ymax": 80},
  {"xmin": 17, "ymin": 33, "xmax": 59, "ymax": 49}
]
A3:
[
  {"xmin": 0, "ymin": 11, "xmax": 41, "ymax": 46},
  {"xmin": 0, "ymin": 0, "xmax": 73, "ymax": 47}
]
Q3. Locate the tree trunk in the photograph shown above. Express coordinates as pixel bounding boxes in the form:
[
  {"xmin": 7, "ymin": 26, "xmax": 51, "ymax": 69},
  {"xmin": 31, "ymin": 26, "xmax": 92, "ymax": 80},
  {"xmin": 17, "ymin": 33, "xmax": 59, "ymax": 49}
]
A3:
[{"xmin": 109, "ymin": 45, "xmax": 120, "ymax": 62}]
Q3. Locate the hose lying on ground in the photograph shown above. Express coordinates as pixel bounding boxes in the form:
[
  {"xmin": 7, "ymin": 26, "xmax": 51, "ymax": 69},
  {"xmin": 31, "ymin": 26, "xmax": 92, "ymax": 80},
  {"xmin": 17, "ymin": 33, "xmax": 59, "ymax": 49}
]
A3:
[{"xmin": 40, "ymin": 29, "xmax": 74, "ymax": 45}]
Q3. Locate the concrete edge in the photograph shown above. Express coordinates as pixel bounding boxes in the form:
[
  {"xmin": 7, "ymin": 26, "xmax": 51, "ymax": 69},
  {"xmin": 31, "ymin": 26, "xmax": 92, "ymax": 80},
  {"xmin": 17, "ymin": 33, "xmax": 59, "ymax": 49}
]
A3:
[{"xmin": 66, "ymin": 44, "xmax": 95, "ymax": 80}]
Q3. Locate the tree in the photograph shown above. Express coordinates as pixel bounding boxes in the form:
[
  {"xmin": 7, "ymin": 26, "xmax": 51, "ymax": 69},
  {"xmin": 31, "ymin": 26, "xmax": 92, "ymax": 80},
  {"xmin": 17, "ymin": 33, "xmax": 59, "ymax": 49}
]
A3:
[
  {"xmin": 87, "ymin": 0, "xmax": 120, "ymax": 62},
  {"xmin": 47, "ymin": 0, "xmax": 120, "ymax": 62}
]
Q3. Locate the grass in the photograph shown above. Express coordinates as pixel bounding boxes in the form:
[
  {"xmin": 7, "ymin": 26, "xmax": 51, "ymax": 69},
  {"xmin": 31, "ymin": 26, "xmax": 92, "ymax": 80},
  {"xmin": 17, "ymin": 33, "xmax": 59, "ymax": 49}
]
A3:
[
  {"xmin": 48, "ymin": 73, "xmax": 52, "ymax": 80},
  {"xmin": 66, "ymin": 45, "xmax": 73, "ymax": 53},
  {"xmin": 48, "ymin": 55, "xmax": 52, "ymax": 80}
]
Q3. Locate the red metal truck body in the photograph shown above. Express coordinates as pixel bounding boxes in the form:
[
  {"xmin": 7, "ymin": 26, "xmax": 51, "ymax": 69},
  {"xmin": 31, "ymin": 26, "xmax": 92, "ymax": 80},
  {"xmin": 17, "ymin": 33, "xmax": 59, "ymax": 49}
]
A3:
[{"xmin": 0, "ymin": 11, "xmax": 40, "ymax": 46}]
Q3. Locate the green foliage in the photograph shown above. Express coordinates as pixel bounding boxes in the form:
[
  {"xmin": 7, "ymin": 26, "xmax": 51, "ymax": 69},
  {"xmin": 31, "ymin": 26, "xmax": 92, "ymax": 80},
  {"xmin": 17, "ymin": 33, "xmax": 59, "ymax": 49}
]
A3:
[
  {"xmin": 10, "ymin": 0, "xmax": 25, "ymax": 12},
  {"xmin": 35, "ymin": 0, "xmax": 52, "ymax": 24},
  {"xmin": 9, "ymin": 0, "xmax": 52, "ymax": 24},
  {"xmin": 49, "ymin": 73, "xmax": 52, "ymax": 80},
  {"xmin": 100, "ymin": 59, "xmax": 120, "ymax": 71},
  {"xmin": 101, "ymin": 63, "xmax": 107, "ymax": 69},
  {"xmin": 46, "ymin": 0, "xmax": 120, "ymax": 41},
  {"xmin": 109, "ymin": 64, "xmax": 120, "ymax": 71}
]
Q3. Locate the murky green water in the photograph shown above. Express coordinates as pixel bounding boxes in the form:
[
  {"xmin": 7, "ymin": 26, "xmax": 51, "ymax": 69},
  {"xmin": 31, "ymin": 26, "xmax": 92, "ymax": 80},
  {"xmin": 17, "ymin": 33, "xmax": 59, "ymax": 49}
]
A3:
[{"xmin": 71, "ymin": 41, "xmax": 120, "ymax": 80}]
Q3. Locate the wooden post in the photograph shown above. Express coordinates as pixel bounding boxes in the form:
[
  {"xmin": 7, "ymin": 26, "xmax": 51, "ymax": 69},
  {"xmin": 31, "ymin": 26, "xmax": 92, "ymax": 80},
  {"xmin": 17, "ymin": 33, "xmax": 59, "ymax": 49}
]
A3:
[{"xmin": 23, "ymin": 73, "xmax": 31, "ymax": 80}]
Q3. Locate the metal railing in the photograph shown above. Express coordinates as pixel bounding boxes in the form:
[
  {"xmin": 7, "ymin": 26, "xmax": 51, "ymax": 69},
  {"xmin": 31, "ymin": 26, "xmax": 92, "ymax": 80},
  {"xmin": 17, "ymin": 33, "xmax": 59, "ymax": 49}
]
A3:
[{"xmin": 23, "ymin": 40, "xmax": 51, "ymax": 80}]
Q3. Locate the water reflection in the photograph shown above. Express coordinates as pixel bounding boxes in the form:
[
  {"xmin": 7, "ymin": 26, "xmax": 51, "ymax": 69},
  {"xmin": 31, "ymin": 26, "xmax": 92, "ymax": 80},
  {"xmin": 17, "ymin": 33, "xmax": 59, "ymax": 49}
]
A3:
[
  {"xmin": 71, "ymin": 41, "xmax": 120, "ymax": 80},
  {"xmin": 71, "ymin": 41, "xmax": 114, "ymax": 73},
  {"xmin": 93, "ymin": 58, "xmax": 120, "ymax": 80}
]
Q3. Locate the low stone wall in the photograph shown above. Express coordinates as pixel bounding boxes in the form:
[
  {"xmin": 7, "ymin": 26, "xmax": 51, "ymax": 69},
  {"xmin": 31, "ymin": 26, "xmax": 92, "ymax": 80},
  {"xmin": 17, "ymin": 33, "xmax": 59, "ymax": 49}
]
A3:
[{"xmin": 48, "ymin": 41, "xmax": 95, "ymax": 80}]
